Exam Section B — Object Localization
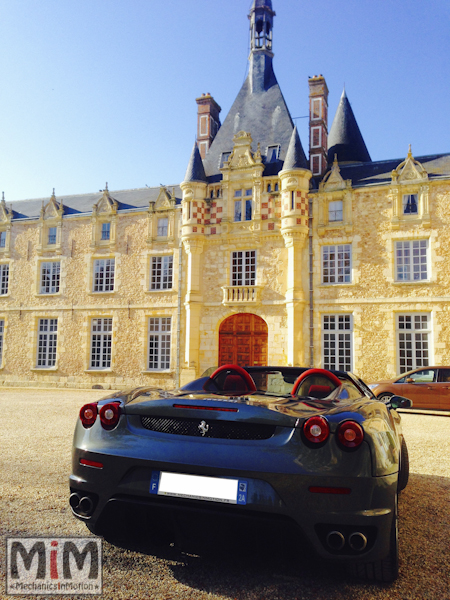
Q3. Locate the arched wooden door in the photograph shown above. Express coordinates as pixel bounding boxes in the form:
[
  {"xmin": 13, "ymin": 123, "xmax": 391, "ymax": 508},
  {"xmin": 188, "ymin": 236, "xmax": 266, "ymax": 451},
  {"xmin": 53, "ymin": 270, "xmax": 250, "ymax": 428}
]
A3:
[{"xmin": 219, "ymin": 314, "xmax": 268, "ymax": 367}]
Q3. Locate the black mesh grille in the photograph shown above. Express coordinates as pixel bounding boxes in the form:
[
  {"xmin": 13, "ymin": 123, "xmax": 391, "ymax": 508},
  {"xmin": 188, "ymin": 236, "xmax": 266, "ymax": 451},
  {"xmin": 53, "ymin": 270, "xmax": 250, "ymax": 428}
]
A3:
[{"xmin": 140, "ymin": 415, "xmax": 276, "ymax": 440}]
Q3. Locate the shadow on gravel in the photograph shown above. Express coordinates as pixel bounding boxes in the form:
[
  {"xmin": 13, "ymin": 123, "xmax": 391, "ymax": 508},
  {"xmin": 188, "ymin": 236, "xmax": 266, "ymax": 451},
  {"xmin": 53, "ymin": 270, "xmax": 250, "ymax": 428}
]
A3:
[{"xmin": 99, "ymin": 472, "xmax": 450, "ymax": 600}]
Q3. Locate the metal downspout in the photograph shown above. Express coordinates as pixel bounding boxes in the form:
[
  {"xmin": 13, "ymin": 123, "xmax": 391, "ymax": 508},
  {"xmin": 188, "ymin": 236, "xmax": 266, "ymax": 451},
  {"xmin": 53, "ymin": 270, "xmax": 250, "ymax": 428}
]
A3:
[
  {"xmin": 176, "ymin": 211, "xmax": 183, "ymax": 388},
  {"xmin": 308, "ymin": 196, "xmax": 314, "ymax": 368}
]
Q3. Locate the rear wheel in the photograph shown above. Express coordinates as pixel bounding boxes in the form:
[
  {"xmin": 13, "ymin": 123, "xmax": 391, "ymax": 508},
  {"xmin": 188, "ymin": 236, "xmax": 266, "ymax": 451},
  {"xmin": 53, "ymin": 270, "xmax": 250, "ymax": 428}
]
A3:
[
  {"xmin": 398, "ymin": 437, "xmax": 409, "ymax": 492},
  {"xmin": 348, "ymin": 495, "xmax": 399, "ymax": 583}
]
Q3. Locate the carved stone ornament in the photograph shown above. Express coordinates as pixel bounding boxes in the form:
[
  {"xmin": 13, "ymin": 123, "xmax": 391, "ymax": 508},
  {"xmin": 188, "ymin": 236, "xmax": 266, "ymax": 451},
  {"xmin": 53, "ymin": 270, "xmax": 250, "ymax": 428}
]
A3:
[
  {"xmin": 155, "ymin": 186, "xmax": 176, "ymax": 211},
  {"xmin": 319, "ymin": 156, "xmax": 349, "ymax": 192},
  {"xmin": 93, "ymin": 184, "xmax": 118, "ymax": 216},
  {"xmin": 391, "ymin": 146, "xmax": 428, "ymax": 184},
  {"xmin": 41, "ymin": 189, "xmax": 64, "ymax": 220},
  {"xmin": 0, "ymin": 194, "xmax": 12, "ymax": 224}
]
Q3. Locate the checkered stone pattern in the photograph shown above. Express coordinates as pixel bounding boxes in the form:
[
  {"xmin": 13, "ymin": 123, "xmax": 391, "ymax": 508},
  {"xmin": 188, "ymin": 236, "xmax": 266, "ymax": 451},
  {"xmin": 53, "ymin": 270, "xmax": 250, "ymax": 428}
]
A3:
[
  {"xmin": 191, "ymin": 201, "xmax": 207, "ymax": 225},
  {"xmin": 283, "ymin": 191, "xmax": 308, "ymax": 215},
  {"xmin": 261, "ymin": 198, "xmax": 279, "ymax": 220},
  {"xmin": 208, "ymin": 201, "xmax": 223, "ymax": 225}
]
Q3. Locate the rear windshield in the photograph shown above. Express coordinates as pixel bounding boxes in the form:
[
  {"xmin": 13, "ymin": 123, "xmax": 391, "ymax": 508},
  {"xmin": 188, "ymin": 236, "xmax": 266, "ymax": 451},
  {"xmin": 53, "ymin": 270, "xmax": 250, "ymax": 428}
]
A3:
[{"xmin": 250, "ymin": 371, "xmax": 297, "ymax": 395}]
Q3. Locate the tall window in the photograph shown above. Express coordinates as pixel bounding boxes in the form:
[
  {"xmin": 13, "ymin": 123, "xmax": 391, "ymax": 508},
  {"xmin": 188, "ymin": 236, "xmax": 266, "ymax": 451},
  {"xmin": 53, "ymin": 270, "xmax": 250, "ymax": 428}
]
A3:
[
  {"xmin": 403, "ymin": 194, "xmax": 418, "ymax": 215},
  {"xmin": 36, "ymin": 318, "xmax": 58, "ymax": 368},
  {"xmin": 322, "ymin": 245, "xmax": 351, "ymax": 284},
  {"xmin": 328, "ymin": 200, "xmax": 343, "ymax": 222},
  {"xmin": 151, "ymin": 256, "xmax": 173, "ymax": 290},
  {"xmin": 157, "ymin": 218, "xmax": 168, "ymax": 237},
  {"xmin": 322, "ymin": 315, "xmax": 352, "ymax": 371},
  {"xmin": 40, "ymin": 262, "xmax": 60, "ymax": 294},
  {"xmin": 395, "ymin": 240, "xmax": 428, "ymax": 281},
  {"xmin": 234, "ymin": 189, "xmax": 252, "ymax": 222},
  {"xmin": 90, "ymin": 318, "xmax": 112, "ymax": 369},
  {"xmin": 0, "ymin": 264, "xmax": 9, "ymax": 295},
  {"xmin": 101, "ymin": 222, "xmax": 111, "ymax": 240},
  {"xmin": 397, "ymin": 314, "xmax": 430, "ymax": 373},
  {"xmin": 0, "ymin": 231, "xmax": 6, "ymax": 248},
  {"xmin": 93, "ymin": 258, "xmax": 115, "ymax": 292},
  {"xmin": 48, "ymin": 227, "xmax": 57, "ymax": 245},
  {"xmin": 232, "ymin": 251, "xmax": 256, "ymax": 286},
  {"xmin": 0, "ymin": 319, "xmax": 4, "ymax": 365},
  {"xmin": 148, "ymin": 317, "xmax": 171, "ymax": 370}
]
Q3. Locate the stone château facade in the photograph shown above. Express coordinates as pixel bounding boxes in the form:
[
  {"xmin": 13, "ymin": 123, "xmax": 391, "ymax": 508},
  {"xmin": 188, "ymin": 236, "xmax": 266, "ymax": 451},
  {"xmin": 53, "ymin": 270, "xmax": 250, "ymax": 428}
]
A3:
[{"xmin": 1, "ymin": 0, "xmax": 449, "ymax": 389}]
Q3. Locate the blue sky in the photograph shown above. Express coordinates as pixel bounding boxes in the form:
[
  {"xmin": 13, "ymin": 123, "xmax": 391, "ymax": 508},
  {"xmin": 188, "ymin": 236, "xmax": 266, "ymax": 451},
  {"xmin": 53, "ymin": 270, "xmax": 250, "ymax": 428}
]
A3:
[{"xmin": 1, "ymin": 0, "xmax": 449, "ymax": 202}]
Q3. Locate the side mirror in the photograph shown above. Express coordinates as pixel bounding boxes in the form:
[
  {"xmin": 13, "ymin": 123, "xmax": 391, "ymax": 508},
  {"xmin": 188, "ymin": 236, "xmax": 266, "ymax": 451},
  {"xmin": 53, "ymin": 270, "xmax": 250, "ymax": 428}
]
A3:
[
  {"xmin": 389, "ymin": 395, "xmax": 413, "ymax": 410},
  {"xmin": 405, "ymin": 377, "xmax": 414, "ymax": 383}
]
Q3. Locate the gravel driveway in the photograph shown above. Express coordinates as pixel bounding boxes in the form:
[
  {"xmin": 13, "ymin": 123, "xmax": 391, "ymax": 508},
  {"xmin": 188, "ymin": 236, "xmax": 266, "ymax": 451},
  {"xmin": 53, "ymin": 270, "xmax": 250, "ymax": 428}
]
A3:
[{"xmin": 1, "ymin": 389, "xmax": 449, "ymax": 600}]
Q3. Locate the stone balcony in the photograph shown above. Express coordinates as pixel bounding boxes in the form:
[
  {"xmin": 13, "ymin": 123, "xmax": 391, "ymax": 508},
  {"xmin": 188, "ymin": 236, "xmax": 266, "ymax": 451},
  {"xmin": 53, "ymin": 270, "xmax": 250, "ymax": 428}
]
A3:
[{"xmin": 222, "ymin": 285, "xmax": 262, "ymax": 305}]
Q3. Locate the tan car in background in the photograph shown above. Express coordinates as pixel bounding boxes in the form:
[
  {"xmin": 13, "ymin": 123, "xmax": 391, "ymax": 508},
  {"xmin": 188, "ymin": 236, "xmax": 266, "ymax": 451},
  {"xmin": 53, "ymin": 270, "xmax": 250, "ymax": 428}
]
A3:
[{"xmin": 369, "ymin": 366, "xmax": 450, "ymax": 410}]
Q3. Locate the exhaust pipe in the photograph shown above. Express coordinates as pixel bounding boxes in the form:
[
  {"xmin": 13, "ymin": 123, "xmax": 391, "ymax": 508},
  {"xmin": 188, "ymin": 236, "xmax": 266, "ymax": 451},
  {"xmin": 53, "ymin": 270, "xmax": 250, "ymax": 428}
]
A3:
[
  {"xmin": 326, "ymin": 530, "xmax": 345, "ymax": 551},
  {"xmin": 78, "ymin": 496, "xmax": 94, "ymax": 516},
  {"xmin": 348, "ymin": 532, "xmax": 367, "ymax": 551},
  {"xmin": 69, "ymin": 493, "xmax": 81, "ymax": 510}
]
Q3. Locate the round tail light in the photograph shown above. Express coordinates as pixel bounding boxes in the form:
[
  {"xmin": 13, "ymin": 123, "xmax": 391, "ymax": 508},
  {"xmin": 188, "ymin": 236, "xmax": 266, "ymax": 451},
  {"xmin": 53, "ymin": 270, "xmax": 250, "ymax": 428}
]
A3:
[
  {"xmin": 337, "ymin": 421, "xmax": 364, "ymax": 449},
  {"xmin": 99, "ymin": 403, "xmax": 120, "ymax": 430},
  {"xmin": 303, "ymin": 416, "xmax": 330, "ymax": 444},
  {"xmin": 80, "ymin": 403, "xmax": 98, "ymax": 428}
]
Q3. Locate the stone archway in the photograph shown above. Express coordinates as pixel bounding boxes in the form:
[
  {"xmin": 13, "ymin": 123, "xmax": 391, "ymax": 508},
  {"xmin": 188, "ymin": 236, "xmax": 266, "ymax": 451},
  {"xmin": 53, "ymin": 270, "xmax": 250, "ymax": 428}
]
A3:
[{"xmin": 218, "ymin": 314, "xmax": 268, "ymax": 367}]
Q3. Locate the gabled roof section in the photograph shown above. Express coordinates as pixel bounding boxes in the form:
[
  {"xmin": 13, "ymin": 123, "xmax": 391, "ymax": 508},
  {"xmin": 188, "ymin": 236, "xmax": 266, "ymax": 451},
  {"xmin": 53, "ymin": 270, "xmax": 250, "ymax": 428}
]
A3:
[
  {"xmin": 184, "ymin": 143, "xmax": 207, "ymax": 183},
  {"xmin": 328, "ymin": 89, "xmax": 371, "ymax": 165},
  {"xmin": 41, "ymin": 189, "xmax": 64, "ymax": 220},
  {"xmin": 282, "ymin": 126, "xmax": 308, "ymax": 170}
]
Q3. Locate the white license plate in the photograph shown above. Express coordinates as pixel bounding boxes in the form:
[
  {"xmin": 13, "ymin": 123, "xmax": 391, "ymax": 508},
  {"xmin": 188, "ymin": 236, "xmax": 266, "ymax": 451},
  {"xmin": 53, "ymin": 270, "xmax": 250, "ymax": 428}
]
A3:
[{"xmin": 150, "ymin": 471, "xmax": 248, "ymax": 505}]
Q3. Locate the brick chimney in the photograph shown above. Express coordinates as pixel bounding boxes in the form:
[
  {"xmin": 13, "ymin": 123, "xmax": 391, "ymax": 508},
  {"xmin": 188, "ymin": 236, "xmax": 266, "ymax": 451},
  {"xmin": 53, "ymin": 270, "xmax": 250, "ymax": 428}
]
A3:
[
  {"xmin": 308, "ymin": 75, "xmax": 328, "ymax": 177},
  {"xmin": 196, "ymin": 94, "xmax": 221, "ymax": 159}
]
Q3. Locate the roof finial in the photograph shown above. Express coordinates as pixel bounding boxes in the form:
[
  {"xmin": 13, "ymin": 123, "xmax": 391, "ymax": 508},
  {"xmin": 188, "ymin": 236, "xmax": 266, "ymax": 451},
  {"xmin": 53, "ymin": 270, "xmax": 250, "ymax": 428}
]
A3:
[
  {"xmin": 1, "ymin": 191, "xmax": 4, "ymax": 202},
  {"xmin": 407, "ymin": 144, "xmax": 412, "ymax": 157},
  {"xmin": 52, "ymin": 188, "xmax": 55, "ymax": 197},
  {"xmin": 105, "ymin": 182, "xmax": 108, "ymax": 192}
]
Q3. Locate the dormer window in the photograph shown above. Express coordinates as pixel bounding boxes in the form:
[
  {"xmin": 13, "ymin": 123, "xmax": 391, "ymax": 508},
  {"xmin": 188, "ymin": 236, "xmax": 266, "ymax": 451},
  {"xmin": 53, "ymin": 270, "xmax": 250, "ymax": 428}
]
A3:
[
  {"xmin": 267, "ymin": 145, "xmax": 280, "ymax": 163},
  {"xmin": 403, "ymin": 194, "xmax": 418, "ymax": 215},
  {"xmin": 220, "ymin": 152, "xmax": 231, "ymax": 168},
  {"xmin": 48, "ymin": 227, "xmax": 57, "ymax": 245},
  {"xmin": 157, "ymin": 218, "xmax": 168, "ymax": 237},
  {"xmin": 329, "ymin": 201, "xmax": 343, "ymax": 222},
  {"xmin": 101, "ymin": 222, "xmax": 111, "ymax": 240},
  {"xmin": 0, "ymin": 231, "xmax": 6, "ymax": 248}
]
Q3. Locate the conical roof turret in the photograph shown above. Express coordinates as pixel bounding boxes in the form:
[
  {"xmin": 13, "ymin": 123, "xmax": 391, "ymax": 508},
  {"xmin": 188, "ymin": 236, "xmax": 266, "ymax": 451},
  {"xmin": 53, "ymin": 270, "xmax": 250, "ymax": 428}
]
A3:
[
  {"xmin": 184, "ymin": 143, "xmax": 207, "ymax": 183},
  {"xmin": 327, "ymin": 89, "xmax": 371, "ymax": 165},
  {"xmin": 282, "ymin": 126, "xmax": 308, "ymax": 170}
]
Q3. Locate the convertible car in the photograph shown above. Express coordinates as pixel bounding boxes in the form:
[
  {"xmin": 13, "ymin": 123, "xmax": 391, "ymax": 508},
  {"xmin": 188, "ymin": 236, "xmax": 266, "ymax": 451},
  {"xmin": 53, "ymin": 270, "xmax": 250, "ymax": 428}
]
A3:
[{"xmin": 70, "ymin": 365, "xmax": 411, "ymax": 582}]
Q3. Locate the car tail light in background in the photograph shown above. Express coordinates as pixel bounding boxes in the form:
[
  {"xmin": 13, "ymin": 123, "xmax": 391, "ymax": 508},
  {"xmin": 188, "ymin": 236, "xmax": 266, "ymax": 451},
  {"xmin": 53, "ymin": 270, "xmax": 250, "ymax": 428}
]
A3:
[
  {"xmin": 337, "ymin": 421, "xmax": 364, "ymax": 449},
  {"xmin": 99, "ymin": 402, "xmax": 121, "ymax": 430},
  {"xmin": 79, "ymin": 403, "xmax": 98, "ymax": 428},
  {"xmin": 302, "ymin": 416, "xmax": 330, "ymax": 444}
]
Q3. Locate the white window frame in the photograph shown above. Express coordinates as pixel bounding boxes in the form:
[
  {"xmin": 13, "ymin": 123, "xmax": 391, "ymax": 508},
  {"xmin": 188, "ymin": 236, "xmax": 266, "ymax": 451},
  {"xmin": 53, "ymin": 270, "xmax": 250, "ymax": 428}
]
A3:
[
  {"xmin": 311, "ymin": 126, "xmax": 321, "ymax": 148},
  {"xmin": 396, "ymin": 313, "xmax": 431, "ymax": 373},
  {"xmin": 322, "ymin": 314, "xmax": 353, "ymax": 371},
  {"xmin": 40, "ymin": 261, "xmax": 60, "ymax": 294},
  {"xmin": 90, "ymin": 318, "xmax": 113, "ymax": 369},
  {"xmin": 48, "ymin": 227, "xmax": 57, "ymax": 245},
  {"xmin": 148, "ymin": 317, "xmax": 171, "ymax": 370},
  {"xmin": 231, "ymin": 250, "xmax": 256, "ymax": 286},
  {"xmin": 93, "ymin": 258, "xmax": 115, "ymax": 292},
  {"xmin": 311, "ymin": 154, "xmax": 322, "ymax": 176},
  {"xmin": 0, "ymin": 231, "xmax": 6, "ymax": 248},
  {"xmin": 402, "ymin": 193, "xmax": 418, "ymax": 215},
  {"xmin": 150, "ymin": 255, "xmax": 173, "ymax": 290},
  {"xmin": 233, "ymin": 189, "xmax": 252, "ymax": 222},
  {"xmin": 328, "ymin": 200, "xmax": 343, "ymax": 222},
  {"xmin": 0, "ymin": 319, "xmax": 4, "ymax": 366},
  {"xmin": 266, "ymin": 145, "xmax": 280, "ymax": 162},
  {"xmin": 101, "ymin": 222, "xmax": 111, "ymax": 241},
  {"xmin": 395, "ymin": 240, "xmax": 428, "ymax": 282},
  {"xmin": 0, "ymin": 264, "xmax": 9, "ymax": 295},
  {"xmin": 322, "ymin": 244, "xmax": 352, "ymax": 284},
  {"xmin": 157, "ymin": 218, "xmax": 169, "ymax": 237},
  {"xmin": 36, "ymin": 318, "xmax": 58, "ymax": 368}
]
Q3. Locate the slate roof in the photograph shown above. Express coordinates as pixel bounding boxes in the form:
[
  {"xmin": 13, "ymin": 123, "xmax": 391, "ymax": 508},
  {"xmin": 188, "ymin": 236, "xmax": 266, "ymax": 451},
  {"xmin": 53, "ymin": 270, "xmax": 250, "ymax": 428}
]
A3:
[
  {"xmin": 327, "ymin": 89, "xmax": 371, "ymax": 165},
  {"xmin": 202, "ymin": 52, "xmax": 306, "ymax": 180},
  {"xmin": 314, "ymin": 153, "xmax": 450, "ymax": 190},
  {"xmin": 184, "ymin": 143, "xmax": 207, "ymax": 183},
  {"xmin": 282, "ymin": 126, "xmax": 308, "ymax": 170},
  {"xmin": 6, "ymin": 186, "xmax": 182, "ymax": 221}
]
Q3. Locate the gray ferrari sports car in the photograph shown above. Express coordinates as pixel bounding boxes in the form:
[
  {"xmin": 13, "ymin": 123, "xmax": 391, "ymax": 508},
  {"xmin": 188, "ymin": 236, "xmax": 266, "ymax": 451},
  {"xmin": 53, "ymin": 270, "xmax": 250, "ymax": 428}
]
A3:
[{"xmin": 70, "ymin": 365, "xmax": 412, "ymax": 582}]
